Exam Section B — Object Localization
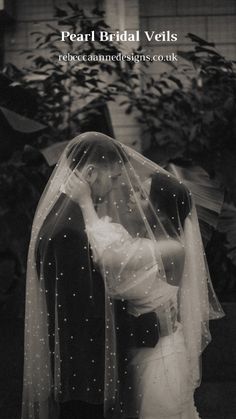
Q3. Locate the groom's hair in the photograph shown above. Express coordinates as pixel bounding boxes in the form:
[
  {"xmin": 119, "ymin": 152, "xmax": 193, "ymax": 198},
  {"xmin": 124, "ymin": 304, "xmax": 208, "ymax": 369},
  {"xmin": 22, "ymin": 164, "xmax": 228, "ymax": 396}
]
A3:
[{"xmin": 66, "ymin": 132, "xmax": 128, "ymax": 171}]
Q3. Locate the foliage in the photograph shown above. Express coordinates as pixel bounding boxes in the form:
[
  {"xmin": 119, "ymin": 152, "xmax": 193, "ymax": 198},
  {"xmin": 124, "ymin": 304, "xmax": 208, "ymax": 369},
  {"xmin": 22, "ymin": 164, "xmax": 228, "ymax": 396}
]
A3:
[
  {"xmin": 15, "ymin": 2, "xmax": 131, "ymax": 145},
  {"xmin": 1, "ymin": 2, "xmax": 137, "ymax": 149},
  {"xmin": 118, "ymin": 34, "xmax": 236, "ymax": 171},
  {"xmin": 0, "ymin": 2, "xmax": 140, "ymax": 310},
  {"xmin": 0, "ymin": 67, "xmax": 47, "ymax": 161},
  {"xmin": 1, "ymin": 1, "xmax": 145, "ymax": 150},
  {"xmin": 0, "ymin": 147, "xmax": 51, "ymax": 310},
  {"xmin": 0, "ymin": 64, "xmax": 40, "ymax": 119}
]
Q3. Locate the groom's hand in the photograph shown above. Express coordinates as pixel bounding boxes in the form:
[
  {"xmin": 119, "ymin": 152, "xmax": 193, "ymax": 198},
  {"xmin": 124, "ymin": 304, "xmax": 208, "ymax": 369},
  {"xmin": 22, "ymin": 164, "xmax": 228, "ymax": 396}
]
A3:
[{"xmin": 64, "ymin": 172, "xmax": 91, "ymax": 206}]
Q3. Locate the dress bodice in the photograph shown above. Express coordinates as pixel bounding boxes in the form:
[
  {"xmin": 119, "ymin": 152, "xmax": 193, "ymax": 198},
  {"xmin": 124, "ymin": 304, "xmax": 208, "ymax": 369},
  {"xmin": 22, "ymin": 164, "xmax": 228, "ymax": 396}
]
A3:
[{"xmin": 86, "ymin": 217, "xmax": 178, "ymax": 316}]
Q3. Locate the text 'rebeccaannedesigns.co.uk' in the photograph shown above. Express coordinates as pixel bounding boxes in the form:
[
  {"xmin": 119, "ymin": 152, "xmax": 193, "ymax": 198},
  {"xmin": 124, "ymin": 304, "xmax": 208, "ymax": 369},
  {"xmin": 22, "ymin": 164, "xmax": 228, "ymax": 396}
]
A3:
[{"xmin": 58, "ymin": 52, "xmax": 178, "ymax": 63}]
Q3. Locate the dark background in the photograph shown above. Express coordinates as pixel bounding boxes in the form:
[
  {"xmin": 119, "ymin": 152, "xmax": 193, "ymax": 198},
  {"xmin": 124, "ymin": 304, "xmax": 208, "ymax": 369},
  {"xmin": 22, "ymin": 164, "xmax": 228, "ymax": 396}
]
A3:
[{"xmin": 0, "ymin": 1, "xmax": 236, "ymax": 418}]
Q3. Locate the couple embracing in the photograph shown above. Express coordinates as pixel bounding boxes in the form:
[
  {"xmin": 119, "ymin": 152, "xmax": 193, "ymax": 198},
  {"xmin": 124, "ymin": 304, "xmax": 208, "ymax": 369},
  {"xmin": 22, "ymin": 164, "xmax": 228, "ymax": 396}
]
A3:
[{"xmin": 21, "ymin": 132, "xmax": 223, "ymax": 419}]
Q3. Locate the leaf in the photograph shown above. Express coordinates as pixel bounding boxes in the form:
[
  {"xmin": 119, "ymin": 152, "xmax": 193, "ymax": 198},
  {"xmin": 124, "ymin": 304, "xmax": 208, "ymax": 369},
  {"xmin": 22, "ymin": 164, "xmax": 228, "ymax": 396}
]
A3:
[
  {"xmin": 31, "ymin": 31, "xmax": 43, "ymax": 36},
  {"xmin": 187, "ymin": 33, "xmax": 215, "ymax": 47},
  {"xmin": 89, "ymin": 69, "xmax": 99, "ymax": 77},
  {"xmin": 0, "ymin": 106, "xmax": 46, "ymax": 133},
  {"xmin": 153, "ymin": 84, "xmax": 163, "ymax": 94},
  {"xmin": 86, "ymin": 79, "xmax": 98, "ymax": 87},
  {"xmin": 195, "ymin": 46, "xmax": 222, "ymax": 57},
  {"xmin": 46, "ymin": 24, "xmax": 62, "ymax": 36},
  {"xmin": 54, "ymin": 7, "xmax": 68, "ymax": 17},
  {"xmin": 167, "ymin": 75, "xmax": 183, "ymax": 88},
  {"xmin": 92, "ymin": 7, "xmax": 105, "ymax": 17},
  {"xmin": 119, "ymin": 100, "xmax": 130, "ymax": 106},
  {"xmin": 67, "ymin": 2, "xmax": 80, "ymax": 12},
  {"xmin": 33, "ymin": 56, "xmax": 51, "ymax": 68},
  {"xmin": 40, "ymin": 141, "xmax": 69, "ymax": 166},
  {"xmin": 44, "ymin": 32, "xmax": 60, "ymax": 43}
]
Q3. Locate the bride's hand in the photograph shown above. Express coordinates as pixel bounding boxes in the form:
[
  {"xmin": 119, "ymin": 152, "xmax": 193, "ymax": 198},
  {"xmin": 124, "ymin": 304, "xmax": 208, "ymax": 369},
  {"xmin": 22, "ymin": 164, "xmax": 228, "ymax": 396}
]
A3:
[
  {"xmin": 156, "ymin": 300, "xmax": 177, "ymax": 337},
  {"xmin": 64, "ymin": 171, "xmax": 91, "ymax": 205}
]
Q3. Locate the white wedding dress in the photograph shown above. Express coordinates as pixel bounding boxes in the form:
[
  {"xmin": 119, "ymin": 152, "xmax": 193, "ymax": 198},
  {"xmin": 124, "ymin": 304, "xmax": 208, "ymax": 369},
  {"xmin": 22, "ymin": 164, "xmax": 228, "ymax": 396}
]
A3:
[{"xmin": 86, "ymin": 217, "xmax": 201, "ymax": 419}]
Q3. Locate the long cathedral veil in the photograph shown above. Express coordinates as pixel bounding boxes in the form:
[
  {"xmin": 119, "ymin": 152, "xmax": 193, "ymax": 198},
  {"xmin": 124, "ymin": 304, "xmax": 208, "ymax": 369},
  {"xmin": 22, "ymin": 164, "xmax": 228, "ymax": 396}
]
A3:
[{"xmin": 21, "ymin": 132, "xmax": 224, "ymax": 419}]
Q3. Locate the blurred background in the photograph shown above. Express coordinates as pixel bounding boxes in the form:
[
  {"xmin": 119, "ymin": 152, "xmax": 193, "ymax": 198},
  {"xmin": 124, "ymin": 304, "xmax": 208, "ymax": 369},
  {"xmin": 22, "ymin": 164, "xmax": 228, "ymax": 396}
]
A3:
[{"xmin": 0, "ymin": 1, "xmax": 236, "ymax": 418}]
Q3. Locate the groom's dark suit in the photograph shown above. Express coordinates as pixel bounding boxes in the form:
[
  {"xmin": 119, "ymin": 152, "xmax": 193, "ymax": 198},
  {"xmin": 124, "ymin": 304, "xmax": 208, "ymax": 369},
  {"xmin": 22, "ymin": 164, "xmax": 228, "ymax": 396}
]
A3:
[{"xmin": 36, "ymin": 194, "xmax": 106, "ymax": 417}]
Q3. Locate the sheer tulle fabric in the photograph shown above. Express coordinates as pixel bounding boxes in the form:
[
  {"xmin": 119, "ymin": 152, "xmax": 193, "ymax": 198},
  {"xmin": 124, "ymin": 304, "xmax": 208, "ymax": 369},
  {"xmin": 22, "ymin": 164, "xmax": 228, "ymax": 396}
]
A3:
[{"xmin": 21, "ymin": 132, "xmax": 224, "ymax": 419}]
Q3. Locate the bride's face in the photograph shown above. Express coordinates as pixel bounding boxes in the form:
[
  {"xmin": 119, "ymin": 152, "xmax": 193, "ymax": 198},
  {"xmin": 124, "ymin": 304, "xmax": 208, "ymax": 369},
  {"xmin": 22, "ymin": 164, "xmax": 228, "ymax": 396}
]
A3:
[
  {"xmin": 126, "ymin": 177, "xmax": 151, "ymax": 215},
  {"xmin": 127, "ymin": 187, "xmax": 149, "ymax": 215}
]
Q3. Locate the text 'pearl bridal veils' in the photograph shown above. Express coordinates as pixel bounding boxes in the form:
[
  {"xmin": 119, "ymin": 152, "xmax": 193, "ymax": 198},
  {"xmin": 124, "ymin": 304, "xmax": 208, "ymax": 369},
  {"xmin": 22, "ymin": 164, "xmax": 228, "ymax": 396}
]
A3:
[{"xmin": 21, "ymin": 132, "xmax": 224, "ymax": 419}]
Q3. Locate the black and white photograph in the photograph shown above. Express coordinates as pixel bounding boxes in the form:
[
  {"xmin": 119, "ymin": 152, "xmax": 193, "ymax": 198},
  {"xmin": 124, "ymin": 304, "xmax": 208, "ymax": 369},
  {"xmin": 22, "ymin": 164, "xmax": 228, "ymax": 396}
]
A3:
[{"xmin": 0, "ymin": 1, "xmax": 236, "ymax": 419}]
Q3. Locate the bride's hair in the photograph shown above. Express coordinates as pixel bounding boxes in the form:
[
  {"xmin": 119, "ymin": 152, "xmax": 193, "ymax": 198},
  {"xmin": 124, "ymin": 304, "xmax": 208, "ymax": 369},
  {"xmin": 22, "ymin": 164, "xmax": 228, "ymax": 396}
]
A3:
[{"xmin": 149, "ymin": 172, "xmax": 192, "ymax": 232}]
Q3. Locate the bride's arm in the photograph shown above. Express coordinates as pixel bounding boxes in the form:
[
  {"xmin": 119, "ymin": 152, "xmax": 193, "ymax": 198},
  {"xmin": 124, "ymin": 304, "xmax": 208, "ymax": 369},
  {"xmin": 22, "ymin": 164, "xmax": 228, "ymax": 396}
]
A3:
[
  {"xmin": 64, "ymin": 172, "xmax": 184, "ymax": 282},
  {"xmin": 134, "ymin": 238, "xmax": 184, "ymax": 269},
  {"xmin": 103, "ymin": 237, "xmax": 185, "ymax": 286}
]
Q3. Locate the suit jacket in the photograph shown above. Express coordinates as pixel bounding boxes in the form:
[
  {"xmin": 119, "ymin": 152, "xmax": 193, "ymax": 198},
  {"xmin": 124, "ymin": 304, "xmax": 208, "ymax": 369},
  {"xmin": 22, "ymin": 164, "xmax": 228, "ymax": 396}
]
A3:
[{"xmin": 36, "ymin": 194, "xmax": 106, "ymax": 404}]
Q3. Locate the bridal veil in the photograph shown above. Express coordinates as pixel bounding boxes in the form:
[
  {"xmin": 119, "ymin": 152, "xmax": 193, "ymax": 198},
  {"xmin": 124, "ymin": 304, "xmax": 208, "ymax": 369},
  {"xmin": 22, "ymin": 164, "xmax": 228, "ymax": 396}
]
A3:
[{"xmin": 21, "ymin": 132, "xmax": 224, "ymax": 419}]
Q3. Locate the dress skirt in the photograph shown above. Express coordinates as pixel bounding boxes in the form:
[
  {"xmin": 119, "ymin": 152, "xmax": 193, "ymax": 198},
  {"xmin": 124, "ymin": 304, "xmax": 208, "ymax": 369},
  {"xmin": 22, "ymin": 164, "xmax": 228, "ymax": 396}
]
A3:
[{"xmin": 125, "ymin": 324, "xmax": 201, "ymax": 419}]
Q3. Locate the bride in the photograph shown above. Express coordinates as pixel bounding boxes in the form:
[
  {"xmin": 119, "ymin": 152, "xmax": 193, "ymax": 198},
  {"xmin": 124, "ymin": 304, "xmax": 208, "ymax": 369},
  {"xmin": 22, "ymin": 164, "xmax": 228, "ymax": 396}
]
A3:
[
  {"xmin": 22, "ymin": 132, "xmax": 224, "ymax": 419},
  {"xmin": 65, "ymin": 171, "xmax": 195, "ymax": 419}
]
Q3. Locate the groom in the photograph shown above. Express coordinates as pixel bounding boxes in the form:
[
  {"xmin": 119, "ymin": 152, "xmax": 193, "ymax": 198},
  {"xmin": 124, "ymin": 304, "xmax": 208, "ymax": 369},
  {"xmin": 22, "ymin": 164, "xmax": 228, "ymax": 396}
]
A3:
[{"xmin": 36, "ymin": 133, "xmax": 170, "ymax": 419}]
